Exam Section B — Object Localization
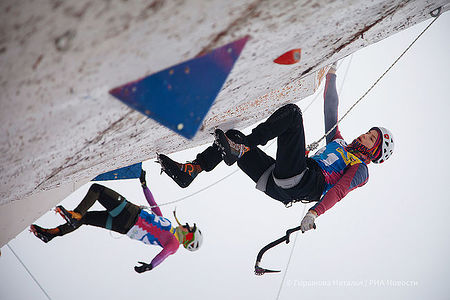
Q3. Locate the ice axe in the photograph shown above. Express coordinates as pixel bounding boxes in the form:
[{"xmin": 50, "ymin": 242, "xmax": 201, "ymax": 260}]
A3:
[{"xmin": 254, "ymin": 223, "xmax": 316, "ymax": 276}]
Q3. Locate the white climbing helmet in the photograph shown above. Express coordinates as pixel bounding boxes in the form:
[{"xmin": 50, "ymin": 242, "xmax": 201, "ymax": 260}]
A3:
[
  {"xmin": 371, "ymin": 126, "xmax": 395, "ymax": 164},
  {"xmin": 173, "ymin": 209, "xmax": 203, "ymax": 251},
  {"xmin": 184, "ymin": 225, "xmax": 203, "ymax": 252}
]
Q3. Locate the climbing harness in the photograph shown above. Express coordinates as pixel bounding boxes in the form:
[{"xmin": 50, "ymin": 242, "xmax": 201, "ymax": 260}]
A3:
[{"xmin": 106, "ymin": 197, "xmax": 127, "ymax": 230}]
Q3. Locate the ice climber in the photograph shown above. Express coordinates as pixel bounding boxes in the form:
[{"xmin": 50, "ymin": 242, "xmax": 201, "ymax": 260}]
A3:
[
  {"xmin": 30, "ymin": 170, "xmax": 203, "ymax": 273},
  {"xmin": 157, "ymin": 63, "xmax": 395, "ymax": 232}
]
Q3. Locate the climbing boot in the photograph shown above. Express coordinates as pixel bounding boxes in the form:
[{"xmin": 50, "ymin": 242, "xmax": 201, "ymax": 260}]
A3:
[
  {"xmin": 55, "ymin": 205, "xmax": 82, "ymax": 228},
  {"xmin": 157, "ymin": 154, "xmax": 202, "ymax": 188},
  {"xmin": 214, "ymin": 129, "xmax": 250, "ymax": 166},
  {"xmin": 30, "ymin": 224, "xmax": 60, "ymax": 243}
]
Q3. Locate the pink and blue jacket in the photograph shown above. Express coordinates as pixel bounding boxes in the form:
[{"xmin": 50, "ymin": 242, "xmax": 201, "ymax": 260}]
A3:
[
  {"xmin": 310, "ymin": 73, "xmax": 369, "ymax": 216},
  {"xmin": 126, "ymin": 186, "xmax": 179, "ymax": 269}
]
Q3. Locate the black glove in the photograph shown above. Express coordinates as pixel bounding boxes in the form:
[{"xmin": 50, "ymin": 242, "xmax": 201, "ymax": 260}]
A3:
[
  {"xmin": 134, "ymin": 261, "xmax": 152, "ymax": 273},
  {"xmin": 139, "ymin": 169, "xmax": 147, "ymax": 187}
]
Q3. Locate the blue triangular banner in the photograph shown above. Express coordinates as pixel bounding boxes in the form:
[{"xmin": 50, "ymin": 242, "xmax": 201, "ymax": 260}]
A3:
[
  {"xmin": 92, "ymin": 162, "xmax": 142, "ymax": 181},
  {"xmin": 109, "ymin": 36, "xmax": 249, "ymax": 139}
]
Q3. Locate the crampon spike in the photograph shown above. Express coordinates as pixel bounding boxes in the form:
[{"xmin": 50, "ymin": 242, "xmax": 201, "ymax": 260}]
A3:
[
  {"xmin": 254, "ymin": 263, "xmax": 281, "ymax": 276},
  {"xmin": 155, "ymin": 153, "xmax": 163, "ymax": 173}
]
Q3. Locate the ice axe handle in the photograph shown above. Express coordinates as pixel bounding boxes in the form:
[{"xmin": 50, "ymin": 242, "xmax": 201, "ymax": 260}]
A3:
[
  {"xmin": 285, "ymin": 223, "xmax": 316, "ymax": 243},
  {"xmin": 254, "ymin": 223, "xmax": 315, "ymax": 276},
  {"xmin": 284, "ymin": 223, "xmax": 316, "ymax": 244},
  {"xmin": 285, "ymin": 225, "xmax": 302, "ymax": 244},
  {"xmin": 288, "ymin": 224, "xmax": 316, "ymax": 240}
]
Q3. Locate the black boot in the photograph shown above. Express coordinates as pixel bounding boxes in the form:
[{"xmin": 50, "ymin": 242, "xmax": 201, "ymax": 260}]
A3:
[
  {"xmin": 157, "ymin": 154, "xmax": 202, "ymax": 188},
  {"xmin": 214, "ymin": 129, "xmax": 250, "ymax": 166},
  {"xmin": 30, "ymin": 225, "xmax": 60, "ymax": 243},
  {"xmin": 55, "ymin": 206, "xmax": 82, "ymax": 228}
]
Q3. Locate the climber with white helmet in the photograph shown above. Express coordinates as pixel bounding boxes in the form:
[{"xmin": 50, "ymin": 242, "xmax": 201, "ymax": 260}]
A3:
[
  {"xmin": 30, "ymin": 169, "xmax": 203, "ymax": 273},
  {"xmin": 158, "ymin": 63, "xmax": 394, "ymax": 233}
]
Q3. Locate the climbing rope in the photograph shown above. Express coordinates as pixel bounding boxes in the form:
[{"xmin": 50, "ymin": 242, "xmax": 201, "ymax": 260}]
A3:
[
  {"xmin": 275, "ymin": 205, "xmax": 307, "ymax": 300},
  {"xmin": 301, "ymin": 55, "xmax": 352, "ymax": 114},
  {"xmin": 338, "ymin": 55, "xmax": 353, "ymax": 96},
  {"xmin": 306, "ymin": 11, "xmax": 442, "ymax": 153},
  {"xmin": 145, "ymin": 168, "xmax": 240, "ymax": 209},
  {"xmin": 7, "ymin": 243, "xmax": 52, "ymax": 300}
]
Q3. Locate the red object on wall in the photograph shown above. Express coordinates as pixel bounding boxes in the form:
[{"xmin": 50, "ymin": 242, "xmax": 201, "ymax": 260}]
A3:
[{"xmin": 273, "ymin": 49, "xmax": 301, "ymax": 65}]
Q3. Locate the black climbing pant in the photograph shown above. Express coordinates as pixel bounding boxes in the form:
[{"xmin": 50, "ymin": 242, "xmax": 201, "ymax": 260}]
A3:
[
  {"xmin": 194, "ymin": 104, "xmax": 325, "ymax": 204},
  {"xmin": 57, "ymin": 184, "xmax": 141, "ymax": 236}
]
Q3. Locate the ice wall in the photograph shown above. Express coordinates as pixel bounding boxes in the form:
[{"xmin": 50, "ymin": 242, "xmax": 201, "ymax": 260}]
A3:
[{"xmin": 1, "ymin": 0, "xmax": 447, "ymax": 246}]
